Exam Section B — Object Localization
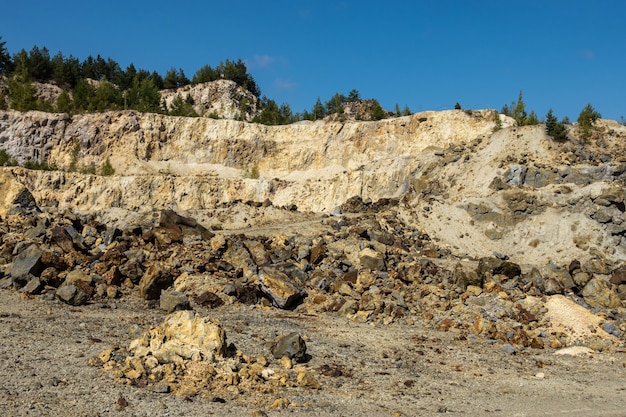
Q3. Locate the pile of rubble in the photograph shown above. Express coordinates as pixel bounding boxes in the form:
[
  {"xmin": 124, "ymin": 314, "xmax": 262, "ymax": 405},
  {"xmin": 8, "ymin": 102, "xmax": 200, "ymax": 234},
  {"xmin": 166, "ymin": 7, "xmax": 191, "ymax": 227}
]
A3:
[{"xmin": 1, "ymin": 178, "xmax": 625, "ymax": 401}]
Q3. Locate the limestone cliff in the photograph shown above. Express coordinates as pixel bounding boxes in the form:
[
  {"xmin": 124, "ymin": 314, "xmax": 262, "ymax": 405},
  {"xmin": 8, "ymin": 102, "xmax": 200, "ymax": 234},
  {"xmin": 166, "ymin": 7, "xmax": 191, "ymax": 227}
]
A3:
[{"xmin": 2, "ymin": 107, "xmax": 626, "ymax": 266}]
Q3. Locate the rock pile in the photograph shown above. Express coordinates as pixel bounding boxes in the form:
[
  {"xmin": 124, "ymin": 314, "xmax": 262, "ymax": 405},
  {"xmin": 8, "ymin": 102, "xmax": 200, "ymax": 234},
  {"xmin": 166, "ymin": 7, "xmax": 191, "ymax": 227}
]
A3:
[
  {"xmin": 89, "ymin": 311, "xmax": 319, "ymax": 401},
  {"xmin": 1, "ymin": 178, "xmax": 624, "ymax": 364}
]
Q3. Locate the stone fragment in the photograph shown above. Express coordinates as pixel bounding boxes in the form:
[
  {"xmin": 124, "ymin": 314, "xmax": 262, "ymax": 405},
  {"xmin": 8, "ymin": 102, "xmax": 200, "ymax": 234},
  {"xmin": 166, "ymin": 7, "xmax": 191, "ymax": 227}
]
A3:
[
  {"xmin": 103, "ymin": 266, "xmax": 122, "ymax": 286},
  {"xmin": 337, "ymin": 299, "xmax": 358, "ymax": 316},
  {"xmin": 160, "ymin": 290, "xmax": 191, "ymax": 313},
  {"xmin": 501, "ymin": 344, "xmax": 517, "ymax": 354},
  {"xmin": 359, "ymin": 247, "xmax": 386, "ymax": 271},
  {"xmin": 193, "ymin": 291, "xmax": 224, "ymax": 308},
  {"xmin": 309, "ymin": 244, "xmax": 325, "ymax": 264},
  {"xmin": 50, "ymin": 226, "xmax": 75, "ymax": 253},
  {"xmin": 64, "ymin": 269, "xmax": 93, "ymax": 286},
  {"xmin": 257, "ymin": 267, "xmax": 306, "ymax": 309},
  {"xmin": 119, "ymin": 260, "xmax": 143, "ymax": 283},
  {"xmin": 296, "ymin": 370, "xmax": 321, "ymax": 389},
  {"xmin": 10, "ymin": 244, "xmax": 43, "ymax": 287},
  {"xmin": 223, "ymin": 240, "xmax": 255, "ymax": 271},
  {"xmin": 244, "ymin": 239, "xmax": 270, "ymax": 266},
  {"xmin": 493, "ymin": 261, "xmax": 521, "ymax": 279},
  {"xmin": 270, "ymin": 332, "xmax": 307, "ymax": 362},
  {"xmin": 21, "ymin": 277, "xmax": 44, "ymax": 294},
  {"xmin": 56, "ymin": 284, "xmax": 90, "ymax": 306},
  {"xmin": 454, "ymin": 264, "xmax": 482, "ymax": 290},
  {"xmin": 582, "ymin": 277, "xmax": 622, "ymax": 308},
  {"xmin": 476, "ymin": 257, "xmax": 503, "ymax": 280},
  {"xmin": 138, "ymin": 263, "xmax": 173, "ymax": 300},
  {"xmin": 543, "ymin": 278, "xmax": 564, "ymax": 295},
  {"xmin": 610, "ymin": 267, "xmax": 626, "ymax": 285}
]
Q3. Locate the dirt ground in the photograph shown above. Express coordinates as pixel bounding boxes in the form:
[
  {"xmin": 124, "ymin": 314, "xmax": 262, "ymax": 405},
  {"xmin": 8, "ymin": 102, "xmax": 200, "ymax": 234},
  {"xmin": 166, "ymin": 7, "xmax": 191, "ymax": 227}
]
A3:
[{"xmin": 1, "ymin": 288, "xmax": 625, "ymax": 417}]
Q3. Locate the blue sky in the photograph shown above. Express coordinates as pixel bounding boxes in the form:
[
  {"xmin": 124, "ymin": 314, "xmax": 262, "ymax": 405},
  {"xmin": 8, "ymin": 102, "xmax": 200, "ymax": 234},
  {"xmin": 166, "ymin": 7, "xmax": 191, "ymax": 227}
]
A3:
[{"xmin": 2, "ymin": 1, "xmax": 625, "ymax": 121}]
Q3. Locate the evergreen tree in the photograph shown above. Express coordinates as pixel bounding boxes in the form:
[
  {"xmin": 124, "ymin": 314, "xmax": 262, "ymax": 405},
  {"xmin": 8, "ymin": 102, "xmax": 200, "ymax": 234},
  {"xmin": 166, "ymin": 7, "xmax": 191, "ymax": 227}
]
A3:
[
  {"xmin": 56, "ymin": 90, "xmax": 72, "ymax": 114},
  {"xmin": 512, "ymin": 90, "xmax": 527, "ymax": 126},
  {"xmin": 7, "ymin": 75, "xmax": 37, "ymax": 111},
  {"xmin": 526, "ymin": 110, "xmax": 539, "ymax": 125},
  {"xmin": 369, "ymin": 100, "xmax": 387, "ymax": 121},
  {"xmin": 577, "ymin": 103, "xmax": 601, "ymax": 140},
  {"xmin": 311, "ymin": 97, "xmax": 326, "ymax": 120},
  {"xmin": 0, "ymin": 36, "xmax": 13, "ymax": 74},
  {"xmin": 127, "ymin": 78, "xmax": 160, "ymax": 113},
  {"xmin": 347, "ymin": 89, "xmax": 361, "ymax": 102},
  {"xmin": 192, "ymin": 64, "xmax": 218, "ymax": 84},
  {"xmin": 544, "ymin": 109, "xmax": 568, "ymax": 141},
  {"xmin": 27, "ymin": 45, "xmax": 52, "ymax": 81},
  {"xmin": 402, "ymin": 105, "xmax": 412, "ymax": 116},
  {"xmin": 8, "ymin": 51, "xmax": 37, "ymax": 111},
  {"xmin": 168, "ymin": 93, "xmax": 197, "ymax": 117},
  {"xmin": 72, "ymin": 79, "xmax": 96, "ymax": 112},
  {"xmin": 89, "ymin": 78, "xmax": 121, "ymax": 111},
  {"xmin": 326, "ymin": 92, "xmax": 346, "ymax": 115}
]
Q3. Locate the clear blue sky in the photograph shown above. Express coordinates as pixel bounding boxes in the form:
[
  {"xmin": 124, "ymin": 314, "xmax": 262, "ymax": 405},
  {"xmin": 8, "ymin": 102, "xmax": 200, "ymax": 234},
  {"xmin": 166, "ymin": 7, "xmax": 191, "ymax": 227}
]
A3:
[{"xmin": 2, "ymin": 0, "xmax": 625, "ymax": 121}]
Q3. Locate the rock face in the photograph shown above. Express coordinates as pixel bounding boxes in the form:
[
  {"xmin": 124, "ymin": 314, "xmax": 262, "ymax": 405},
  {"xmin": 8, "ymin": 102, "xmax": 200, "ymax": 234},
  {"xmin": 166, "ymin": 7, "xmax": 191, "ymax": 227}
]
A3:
[{"xmin": 159, "ymin": 79, "xmax": 259, "ymax": 120}]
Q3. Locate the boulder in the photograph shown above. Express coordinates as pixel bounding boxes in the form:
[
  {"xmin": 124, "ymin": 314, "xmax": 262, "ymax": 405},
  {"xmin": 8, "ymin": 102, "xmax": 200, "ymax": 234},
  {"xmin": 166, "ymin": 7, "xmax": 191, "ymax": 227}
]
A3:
[
  {"xmin": 453, "ymin": 264, "xmax": 482, "ymax": 290},
  {"xmin": 359, "ymin": 247, "xmax": 386, "ymax": 271},
  {"xmin": 10, "ymin": 244, "xmax": 44, "ymax": 288},
  {"xmin": 258, "ymin": 267, "xmax": 306, "ymax": 309},
  {"xmin": 129, "ymin": 310, "xmax": 226, "ymax": 362},
  {"xmin": 582, "ymin": 277, "xmax": 622, "ymax": 309},
  {"xmin": 139, "ymin": 263, "xmax": 173, "ymax": 300},
  {"xmin": 270, "ymin": 332, "xmax": 307, "ymax": 362},
  {"xmin": 160, "ymin": 290, "xmax": 191, "ymax": 313},
  {"xmin": 56, "ymin": 284, "xmax": 90, "ymax": 306}
]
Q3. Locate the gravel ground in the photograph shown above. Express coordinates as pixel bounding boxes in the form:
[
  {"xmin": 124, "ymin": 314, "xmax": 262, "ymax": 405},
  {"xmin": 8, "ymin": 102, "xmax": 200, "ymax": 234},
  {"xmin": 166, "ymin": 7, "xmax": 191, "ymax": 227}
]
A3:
[{"xmin": 1, "ymin": 289, "xmax": 625, "ymax": 417}]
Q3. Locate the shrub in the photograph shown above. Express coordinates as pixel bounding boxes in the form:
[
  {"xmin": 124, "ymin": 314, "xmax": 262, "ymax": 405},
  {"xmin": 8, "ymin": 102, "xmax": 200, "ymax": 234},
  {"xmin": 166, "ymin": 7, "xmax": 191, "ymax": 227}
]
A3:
[
  {"xmin": 0, "ymin": 149, "xmax": 17, "ymax": 166},
  {"xmin": 100, "ymin": 157, "xmax": 115, "ymax": 176}
]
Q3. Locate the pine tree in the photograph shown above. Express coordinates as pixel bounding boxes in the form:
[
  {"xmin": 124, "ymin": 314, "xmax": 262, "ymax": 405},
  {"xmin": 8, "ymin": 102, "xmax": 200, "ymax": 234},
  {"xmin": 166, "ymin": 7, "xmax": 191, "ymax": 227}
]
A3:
[
  {"xmin": 512, "ymin": 90, "xmax": 527, "ymax": 126},
  {"xmin": 0, "ymin": 36, "xmax": 14, "ymax": 74},
  {"xmin": 577, "ymin": 104, "xmax": 601, "ymax": 140},
  {"xmin": 545, "ymin": 109, "xmax": 568, "ymax": 141},
  {"xmin": 312, "ymin": 97, "xmax": 326, "ymax": 120}
]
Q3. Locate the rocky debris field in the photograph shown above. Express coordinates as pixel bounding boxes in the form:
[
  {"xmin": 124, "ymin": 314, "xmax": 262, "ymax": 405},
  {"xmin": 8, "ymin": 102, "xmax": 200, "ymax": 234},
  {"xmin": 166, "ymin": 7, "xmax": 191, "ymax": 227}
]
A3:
[{"xmin": 1, "ymin": 183, "xmax": 626, "ymax": 416}]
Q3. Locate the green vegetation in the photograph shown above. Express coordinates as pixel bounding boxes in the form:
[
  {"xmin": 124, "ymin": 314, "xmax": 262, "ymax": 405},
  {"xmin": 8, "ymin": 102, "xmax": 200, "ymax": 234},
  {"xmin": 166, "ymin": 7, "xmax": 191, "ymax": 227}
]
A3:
[
  {"xmin": 101, "ymin": 158, "xmax": 115, "ymax": 176},
  {"xmin": 545, "ymin": 109, "xmax": 568, "ymax": 141},
  {"xmin": 246, "ymin": 165, "xmax": 260, "ymax": 179},
  {"xmin": 0, "ymin": 36, "xmax": 260, "ymax": 117},
  {"xmin": 168, "ymin": 94, "xmax": 198, "ymax": 117},
  {"xmin": 577, "ymin": 103, "xmax": 601, "ymax": 140},
  {"xmin": 0, "ymin": 149, "xmax": 17, "ymax": 166},
  {"xmin": 501, "ymin": 90, "xmax": 540, "ymax": 126},
  {"xmin": 492, "ymin": 112, "xmax": 502, "ymax": 132},
  {"xmin": 1, "ymin": 35, "xmax": 608, "ymax": 133},
  {"xmin": 22, "ymin": 159, "xmax": 58, "ymax": 171}
]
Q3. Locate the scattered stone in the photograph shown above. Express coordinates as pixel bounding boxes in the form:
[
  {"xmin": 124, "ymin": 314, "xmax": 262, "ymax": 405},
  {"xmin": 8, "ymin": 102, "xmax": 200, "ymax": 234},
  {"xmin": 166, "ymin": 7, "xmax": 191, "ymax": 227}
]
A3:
[
  {"xmin": 56, "ymin": 284, "xmax": 90, "ymax": 306},
  {"xmin": 501, "ymin": 344, "xmax": 517, "ymax": 355},
  {"xmin": 270, "ymin": 332, "xmax": 307, "ymax": 362},
  {"xmin": 160, "ymin": 290, "xmax": 191, "ymax": 313},
  {"xmin": 554, "ymin": 346, "xmax": 595, "ymax": 356}
]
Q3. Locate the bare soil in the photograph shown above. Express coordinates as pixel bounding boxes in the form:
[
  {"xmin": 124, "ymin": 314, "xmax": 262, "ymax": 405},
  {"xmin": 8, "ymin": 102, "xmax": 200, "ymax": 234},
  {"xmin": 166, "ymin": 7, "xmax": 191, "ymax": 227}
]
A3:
[{"xmin": 1, "ymin": 289, "xmax": 625, "ymax": 417}]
